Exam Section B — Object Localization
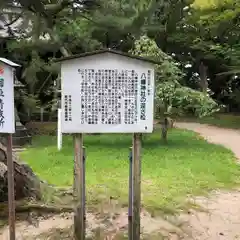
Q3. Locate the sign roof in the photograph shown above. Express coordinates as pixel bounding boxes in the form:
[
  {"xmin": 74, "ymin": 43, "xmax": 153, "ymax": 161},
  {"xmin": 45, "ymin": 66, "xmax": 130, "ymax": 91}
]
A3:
[
  {"xmin": 0, "ymin": 58, "xmax": 20, "ymax": 67},
  {"xmin": 55, "ymin": 49, "xmax": 159, "ymax": 65}
]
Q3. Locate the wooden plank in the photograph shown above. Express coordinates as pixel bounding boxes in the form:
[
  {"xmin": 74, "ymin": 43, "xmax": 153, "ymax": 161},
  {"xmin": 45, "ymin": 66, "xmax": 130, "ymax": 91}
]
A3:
[
  {"xmin": 82, "ymin": 147, "xmax": 86, "ymax": 236},
  {"xmin": 128, "ymin": 147, "xmax": 133, "ymax": 240},
  {"xmin": 57, "ymin": 108, "xmax": 62, "ymax": 151},
  {"xmin": 132, "ymin": 133, "xmax": 141, "ymax": 240},
  {"xmin": 7, "ymin": 134, "xmax": 15, "ymax": 240},
  {"xmin": 73, "ymin": 133, "xmax": 85, "ymax": 240}
]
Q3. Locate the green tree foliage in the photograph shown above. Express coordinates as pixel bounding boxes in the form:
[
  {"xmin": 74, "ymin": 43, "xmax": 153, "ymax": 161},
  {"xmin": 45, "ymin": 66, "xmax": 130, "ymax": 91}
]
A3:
[
  {"xmin": 131, "ymin": 36, "xmax": 219, "ymax": 140},
  {"xmin": 145, "ymin": 0, "xmax": 240, "ymax": 111},
  {"xmin": 2, "ymin": 0, "xmax": 103, "ymax": 116},
  {"xmin": 1, "ymin": 0, "xmax": 240, "ymax": 118},
  {"xmin": 2, "ymin": 0, "xmax": 160, "ymax": 116}
]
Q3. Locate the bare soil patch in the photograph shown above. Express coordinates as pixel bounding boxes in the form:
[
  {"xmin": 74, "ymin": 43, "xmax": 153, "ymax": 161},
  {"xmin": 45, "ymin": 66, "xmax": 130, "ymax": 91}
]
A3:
[
  {"xmin": 175, "ymin": 122, "xmax": 240, "ymax": 160},
  {"xmin": 0, "ymin": 209, "xmax": 186, "ymax": 239},
  {"xmin": 176, "ymin": 122, "xmax": 240, "ymax": 240}
]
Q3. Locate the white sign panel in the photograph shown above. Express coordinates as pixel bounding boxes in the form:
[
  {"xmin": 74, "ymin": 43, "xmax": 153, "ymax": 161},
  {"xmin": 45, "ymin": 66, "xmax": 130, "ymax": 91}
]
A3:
[
  {"xmin": 0, "ymin": 63, "xmax": 15, "ymax": 133},
  {"xmin": 61, "ymin": 52, "xmax": 155, "ymax": 133}
]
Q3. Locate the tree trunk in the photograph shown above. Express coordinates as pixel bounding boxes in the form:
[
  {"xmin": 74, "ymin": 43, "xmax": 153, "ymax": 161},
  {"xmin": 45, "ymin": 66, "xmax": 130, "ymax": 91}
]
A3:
[
  {"xmin": 161, "ymin": 117, "xmax": 168, "ymax": 142},
  {"xmin": 199, "ymin": 61, "xmax": 208, "ymax": 93},
  {"xmin": 0, "ymin": 139, "xmax": 41, "ymax": 202}
]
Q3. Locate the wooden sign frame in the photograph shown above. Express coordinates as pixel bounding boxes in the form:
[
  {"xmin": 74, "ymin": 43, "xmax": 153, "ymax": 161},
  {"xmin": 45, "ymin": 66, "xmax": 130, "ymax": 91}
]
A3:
[
  {"xmin": 0, "ymin": 58, "xmax": 20, "ymax": 240},
  {"xmin": 56, "ymin": 49, "xmax": 156, "ymax": 240}
]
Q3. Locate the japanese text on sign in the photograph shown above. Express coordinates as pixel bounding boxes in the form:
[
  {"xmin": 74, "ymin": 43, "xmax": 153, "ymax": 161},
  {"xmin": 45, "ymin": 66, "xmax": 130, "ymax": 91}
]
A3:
[
  {"xmin": 76, "ymin": 69, "xmax": 142, "ymax": 125},
  {"xmin": 60, "ymin": 55, "xmax": 155, "ymax": 133}
]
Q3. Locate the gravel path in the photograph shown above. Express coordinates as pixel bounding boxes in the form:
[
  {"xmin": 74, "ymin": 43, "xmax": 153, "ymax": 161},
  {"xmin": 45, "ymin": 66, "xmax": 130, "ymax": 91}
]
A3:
[
  {"xmin": 176, "ymin": 122, "xmax": 240, "ymax": 160},
  {"xmin": 176, "ymin": 122, "xmax": 240, "ymax": 240}
]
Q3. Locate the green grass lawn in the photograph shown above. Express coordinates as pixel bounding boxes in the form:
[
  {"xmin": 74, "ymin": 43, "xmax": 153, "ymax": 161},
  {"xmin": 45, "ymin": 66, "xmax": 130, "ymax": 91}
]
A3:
[
  {"xmin": 178, "ymin": 113, "xmax": 240, "ymax": 129},
  {"xmin": 20, "ymin": 129, "xmax": 240, "ymax": 213}
]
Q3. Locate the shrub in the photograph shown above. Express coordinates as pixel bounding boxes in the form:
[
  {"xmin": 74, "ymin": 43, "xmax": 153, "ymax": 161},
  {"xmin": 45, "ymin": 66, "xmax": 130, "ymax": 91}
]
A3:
[{"xmin": 26, "ymin": 122, "xmax": 57, "ymax": 136}]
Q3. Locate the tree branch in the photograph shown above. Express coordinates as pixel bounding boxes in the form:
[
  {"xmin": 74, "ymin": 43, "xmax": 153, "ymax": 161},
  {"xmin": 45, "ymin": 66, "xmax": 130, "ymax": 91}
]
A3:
[
  {"xmin": 45, "ymin": 28, "xmax": 71, "ymax": 57},
  {"xmin": 3, "ymin": 11, "xmax": 23, "ymax": 27}
]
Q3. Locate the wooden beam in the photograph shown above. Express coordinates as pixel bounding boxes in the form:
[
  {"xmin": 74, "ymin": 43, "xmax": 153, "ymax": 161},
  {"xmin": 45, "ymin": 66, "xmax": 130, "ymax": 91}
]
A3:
[
  {"xmin": 73, "ymin": 133, "xmax": 85, "ymax": 240},
  {"xmin": 7, "ymin": 134, "xmax": 15, "ymax": 240},
  {"xmin": 132, "ymin": 133, "xmax": 141, "ymax": 240},
  {"xmin": 128, "ymin": 146, "xmax": 133, "ymax": 240}
]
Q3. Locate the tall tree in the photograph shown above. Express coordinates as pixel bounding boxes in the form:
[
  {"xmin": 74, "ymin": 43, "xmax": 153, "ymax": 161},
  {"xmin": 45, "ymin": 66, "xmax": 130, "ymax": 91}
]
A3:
[
  {"xmin": 131, "ymin": 36, "xmax": 218, "ymax": 141},
  {"xmin": 146, "ymin": 0, "xmax": 240, "ymax": 110}
]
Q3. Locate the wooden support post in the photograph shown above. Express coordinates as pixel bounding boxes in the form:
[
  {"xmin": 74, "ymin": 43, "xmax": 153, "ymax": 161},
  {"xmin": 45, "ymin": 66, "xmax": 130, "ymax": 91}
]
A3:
[
  {"xmin": 132, "ymin": 133, "xmax": 141, "ymax": 240},
  {"xmin": 57, "ymin": 108, "xmax": 62, "ymax": 151},
  {"xmin": 128, "ymin": 147, "xmax": 133, "ymax": 240},
  {"xmin": 40, "ymin": 108, "xmax": 44, "ymax": 122},
  {"xmin": 7, "ymin": 134, "xmax": 16, "ymax": 240},
  {"xmin": 82, "ymin": 147, "xmax": 86, "ymax": 235},
  {"xmin": 73, "ymin": 134, "xmax": 85, "ymax": 240}
]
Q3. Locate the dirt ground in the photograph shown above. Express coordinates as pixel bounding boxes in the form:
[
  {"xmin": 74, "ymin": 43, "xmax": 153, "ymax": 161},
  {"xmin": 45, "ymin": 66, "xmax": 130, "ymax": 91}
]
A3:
[
  {"xmin": 0, "ymin": 209, "xmax": 186, "ymax": 239},
  {"xmin": 175, "ymin": 122, "xmax": 240, "ymax": 160},
  {"xmin": 1, "ymin": 122, "xmax": 240, "ymax": 239},
  {"xmin": 176, "ymin": 122, "xmax": 240, "ymax": 240}
]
